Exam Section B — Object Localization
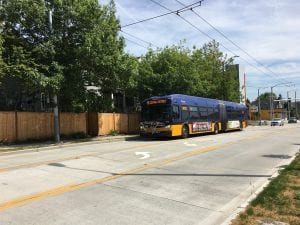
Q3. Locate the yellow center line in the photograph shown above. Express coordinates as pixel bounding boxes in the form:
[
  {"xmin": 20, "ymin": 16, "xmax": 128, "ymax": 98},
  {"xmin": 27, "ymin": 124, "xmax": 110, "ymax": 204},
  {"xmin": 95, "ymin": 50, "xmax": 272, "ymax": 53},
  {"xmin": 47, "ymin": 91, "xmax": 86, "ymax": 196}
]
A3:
[{"xmin": 0, "ymin": 144, "xmax": 222, "ymax": 212}]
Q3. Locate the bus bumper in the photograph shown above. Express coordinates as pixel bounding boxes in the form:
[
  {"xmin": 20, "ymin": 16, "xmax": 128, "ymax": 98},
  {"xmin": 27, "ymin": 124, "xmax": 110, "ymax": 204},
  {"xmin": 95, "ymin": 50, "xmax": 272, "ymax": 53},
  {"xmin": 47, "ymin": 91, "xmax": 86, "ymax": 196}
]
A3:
[{"xmin": 140, "ymin": 128, "xmax": 172, "ymax": 137}]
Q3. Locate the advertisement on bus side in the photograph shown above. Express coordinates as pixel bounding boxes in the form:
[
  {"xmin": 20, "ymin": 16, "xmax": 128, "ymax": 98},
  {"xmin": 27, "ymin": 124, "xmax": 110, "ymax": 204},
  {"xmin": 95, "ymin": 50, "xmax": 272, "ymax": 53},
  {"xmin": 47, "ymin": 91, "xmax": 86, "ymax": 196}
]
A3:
[
  {"xmin": 192, "ymin": 122, "xmax": 212, "ymax": 132},
  {"xmin": 227, "ymin": 121, "xmax": 240, "ymax": 129}
]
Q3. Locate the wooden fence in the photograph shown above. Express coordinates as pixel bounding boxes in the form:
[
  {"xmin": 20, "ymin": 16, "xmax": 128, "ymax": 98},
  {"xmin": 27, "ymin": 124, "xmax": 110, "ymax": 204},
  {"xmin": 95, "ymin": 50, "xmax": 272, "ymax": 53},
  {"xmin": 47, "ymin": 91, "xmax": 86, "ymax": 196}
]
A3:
[
  {"xmin": 88, "ymin": 113, "xmax": 140, "ymax": 136},
  {"xmin": 0, "ymin": 112, "xmax": 140, "ymax": 143},
  {"xmin": 249, "ymin": 109, "xmax": 286, "ymax": 120}
]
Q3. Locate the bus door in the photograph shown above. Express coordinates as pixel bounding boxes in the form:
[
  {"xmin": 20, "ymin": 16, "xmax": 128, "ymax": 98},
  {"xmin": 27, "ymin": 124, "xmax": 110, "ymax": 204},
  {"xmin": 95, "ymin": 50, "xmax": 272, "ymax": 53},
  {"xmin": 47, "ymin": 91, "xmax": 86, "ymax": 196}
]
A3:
[
  {"xmin": 219, "ymin": 103, "xmax": 227, "ymax": 131},
  {"xmin": 172, "ymin": 105, "xmax": 181, "ymax": 123}
]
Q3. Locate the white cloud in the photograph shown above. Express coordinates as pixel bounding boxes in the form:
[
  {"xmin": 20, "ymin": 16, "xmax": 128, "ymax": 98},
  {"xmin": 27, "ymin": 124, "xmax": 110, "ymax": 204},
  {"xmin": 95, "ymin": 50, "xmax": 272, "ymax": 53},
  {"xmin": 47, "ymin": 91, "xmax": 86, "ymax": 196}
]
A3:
[{"xmin": 101, "ymin": 0, "xmax": 300, "ymax": 101}]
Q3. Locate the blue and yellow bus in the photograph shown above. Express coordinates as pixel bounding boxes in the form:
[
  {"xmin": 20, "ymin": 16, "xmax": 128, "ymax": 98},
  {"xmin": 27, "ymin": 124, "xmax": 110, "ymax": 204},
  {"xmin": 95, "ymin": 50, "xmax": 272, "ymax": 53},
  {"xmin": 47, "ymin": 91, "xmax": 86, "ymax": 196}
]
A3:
[{"xmin": 140, "ymin": 94, "xmax": 247, "ymax": 138}]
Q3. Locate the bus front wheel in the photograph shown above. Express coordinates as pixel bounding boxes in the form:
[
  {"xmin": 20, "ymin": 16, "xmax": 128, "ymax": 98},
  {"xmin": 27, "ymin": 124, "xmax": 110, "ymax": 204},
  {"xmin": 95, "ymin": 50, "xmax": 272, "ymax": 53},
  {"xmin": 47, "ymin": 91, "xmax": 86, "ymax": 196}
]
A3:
[{"xmin": 181, "ymin": 125, "xmax": 189, "ymax": 138}]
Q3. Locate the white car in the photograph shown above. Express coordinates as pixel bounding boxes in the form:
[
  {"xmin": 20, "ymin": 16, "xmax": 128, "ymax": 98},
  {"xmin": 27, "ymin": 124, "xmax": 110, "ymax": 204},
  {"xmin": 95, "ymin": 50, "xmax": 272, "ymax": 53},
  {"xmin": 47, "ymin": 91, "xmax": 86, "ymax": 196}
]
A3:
[{"xmin": 271, "ymin": 118, "xmax": 284, "ymax": 126}]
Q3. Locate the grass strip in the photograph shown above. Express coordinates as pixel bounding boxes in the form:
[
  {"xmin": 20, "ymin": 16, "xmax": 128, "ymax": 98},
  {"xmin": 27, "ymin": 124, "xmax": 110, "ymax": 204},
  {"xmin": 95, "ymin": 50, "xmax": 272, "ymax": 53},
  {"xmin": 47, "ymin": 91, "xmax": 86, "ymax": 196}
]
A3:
[{"xmin": 231, "ymin": 152, "xmax": 300, "ymax": 225}]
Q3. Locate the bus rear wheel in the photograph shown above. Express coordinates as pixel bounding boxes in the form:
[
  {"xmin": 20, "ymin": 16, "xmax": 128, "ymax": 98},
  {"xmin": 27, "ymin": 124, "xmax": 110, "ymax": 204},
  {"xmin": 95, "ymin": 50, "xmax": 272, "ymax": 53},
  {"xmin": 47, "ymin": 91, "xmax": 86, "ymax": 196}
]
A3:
[
  {"xmin": 240, "ymin": 121, "xmax": 244, "ymax": 131},
  {"xmin": 181, "ymin": 125, "xmax": 189, "ymax": 138}
]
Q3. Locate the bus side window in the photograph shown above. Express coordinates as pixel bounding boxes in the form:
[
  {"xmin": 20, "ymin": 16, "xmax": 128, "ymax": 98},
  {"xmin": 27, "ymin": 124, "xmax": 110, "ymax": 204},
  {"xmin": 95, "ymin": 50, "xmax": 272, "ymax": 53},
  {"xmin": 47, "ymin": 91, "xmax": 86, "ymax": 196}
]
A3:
[
  {"xmin": 214, "ymin": 108, "xmax": 219, "ymax": 121},
  {"xmin": 189, "ymin": 106, "xmax": 200, "ymax": 121},
  {"xmin": 181, "ymin": 106, "xmax": 189, "ymax": 121},
  {"xmin": 207, "ymin": 108, "xmax": 214, "ymax": 121},
  {"xmin": 227, "ymin": 110, "xmax": 233, "ymax": 120},
  {"xmin": 172, "ymin": 106, "xmax": 180, "ymax": 120},
  {"xmin": 199, "ymin": 107, "xmax": 208, "ymax": 121}
]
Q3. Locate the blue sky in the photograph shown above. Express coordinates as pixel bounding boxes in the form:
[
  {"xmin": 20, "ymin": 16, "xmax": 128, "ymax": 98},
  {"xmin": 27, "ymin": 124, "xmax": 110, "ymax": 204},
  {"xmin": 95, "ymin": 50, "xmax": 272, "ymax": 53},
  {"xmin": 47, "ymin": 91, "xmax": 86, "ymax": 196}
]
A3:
[{"xmin": 102, "ymin": 0, "xmax": 300, "ymax": 101}]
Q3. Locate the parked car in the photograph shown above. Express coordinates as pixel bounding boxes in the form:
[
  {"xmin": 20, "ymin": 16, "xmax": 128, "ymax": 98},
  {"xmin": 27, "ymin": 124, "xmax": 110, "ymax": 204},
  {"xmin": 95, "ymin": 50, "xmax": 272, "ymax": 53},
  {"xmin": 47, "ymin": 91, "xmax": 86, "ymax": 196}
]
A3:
[
  {"xmin": 271, "ymin": 118, "xmax": 284, "ymax": 126},
  {"xmin": 258, "ymin": 120, "xmax": 268, "ymax": 126},
  {"xmin": 288, "ymin": 117, "xmax": 297, "ymax": 123}
]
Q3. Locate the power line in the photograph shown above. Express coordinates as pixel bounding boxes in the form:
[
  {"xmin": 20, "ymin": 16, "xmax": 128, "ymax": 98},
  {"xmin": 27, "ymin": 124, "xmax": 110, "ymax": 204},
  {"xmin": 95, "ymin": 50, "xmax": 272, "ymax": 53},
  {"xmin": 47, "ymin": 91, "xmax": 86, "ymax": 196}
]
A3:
[
  {"xmin": 120, "ymin": 30, "xmax": 159, "ymax": 48},
  {"xmin": 123, "ymin": 37, "xmax": 149, "ymax": 50},
  {"xmin": 247, "ymin": 85, "xmax": 270, "ymax": 89},
  {"xmin": 174, "ymin": 0, "xmax": 292, "ymax": 85},
  {"xmin": 149, "ymin": 0, "xmax": 291, "ymax": 86},
  {"xmin": 121, "ymin": 1, "xmax": 202, "ymax": 28}
]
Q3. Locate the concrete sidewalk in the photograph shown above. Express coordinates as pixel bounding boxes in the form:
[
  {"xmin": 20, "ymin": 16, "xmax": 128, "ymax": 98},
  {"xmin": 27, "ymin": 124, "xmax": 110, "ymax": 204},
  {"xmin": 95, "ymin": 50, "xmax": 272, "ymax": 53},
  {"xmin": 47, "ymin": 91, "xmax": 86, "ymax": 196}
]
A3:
[{"xmin": 0, "ymin": 135, "xmax": 140, "ymax": 156}]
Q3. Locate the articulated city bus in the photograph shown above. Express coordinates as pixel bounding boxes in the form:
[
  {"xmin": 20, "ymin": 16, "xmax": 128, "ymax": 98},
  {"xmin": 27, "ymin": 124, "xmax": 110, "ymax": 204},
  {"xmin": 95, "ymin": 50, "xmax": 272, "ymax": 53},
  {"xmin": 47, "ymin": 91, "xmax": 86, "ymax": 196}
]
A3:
[{"xmin": 140, "ymin": 94, "xmax": 248, "ymax": 138}]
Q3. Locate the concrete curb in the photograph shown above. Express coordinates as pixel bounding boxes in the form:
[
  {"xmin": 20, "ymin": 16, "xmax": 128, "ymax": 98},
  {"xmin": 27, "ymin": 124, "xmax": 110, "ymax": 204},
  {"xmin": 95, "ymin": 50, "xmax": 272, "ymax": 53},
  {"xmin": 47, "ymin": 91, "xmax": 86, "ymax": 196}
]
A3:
[
  {"xmin": 220, "ymin": 152, "xmax": 298, "ymax": 225},
  {"xmin": 0, "ymin": 135, "xmax": 140, "ymax": 156}
]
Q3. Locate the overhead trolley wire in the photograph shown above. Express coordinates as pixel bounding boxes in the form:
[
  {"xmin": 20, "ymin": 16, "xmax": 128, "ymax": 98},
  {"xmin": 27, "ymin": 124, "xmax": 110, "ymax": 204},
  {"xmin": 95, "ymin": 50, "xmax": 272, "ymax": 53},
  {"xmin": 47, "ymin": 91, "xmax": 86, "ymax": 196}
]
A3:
[
  {"xmin": 174, "ymin": 0, "xmax": 292, "ymax": 85},
  {"xmin": 149, "ymin": 0, "xmax": 291, "ymax": 86},
  {"xmin": 121, "ymin": 1, "xmax": 202, "ymax": 29},
  {"xmin": 123, "ymin": 37, "xmax": 149, "ymax": 50}
]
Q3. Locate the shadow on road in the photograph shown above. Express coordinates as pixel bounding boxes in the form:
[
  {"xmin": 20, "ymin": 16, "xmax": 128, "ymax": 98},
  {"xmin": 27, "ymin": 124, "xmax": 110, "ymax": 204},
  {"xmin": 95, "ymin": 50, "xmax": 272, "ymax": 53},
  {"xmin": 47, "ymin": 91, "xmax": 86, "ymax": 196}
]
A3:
[
  {"xmin": 262, "ymin": 154, "xmax": 292, "ymax": 159},
  {"xmin": 48, "ymin": 163, "xmax": 271, "ymax": 178}
]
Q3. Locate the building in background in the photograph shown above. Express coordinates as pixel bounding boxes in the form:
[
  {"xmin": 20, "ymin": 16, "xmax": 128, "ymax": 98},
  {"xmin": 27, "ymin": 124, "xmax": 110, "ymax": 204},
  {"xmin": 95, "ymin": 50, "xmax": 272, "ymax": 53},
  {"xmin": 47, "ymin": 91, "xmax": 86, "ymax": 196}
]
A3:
[{"xmin": 234, "ymin": 64, "xmax": 246, "ymax": 105}]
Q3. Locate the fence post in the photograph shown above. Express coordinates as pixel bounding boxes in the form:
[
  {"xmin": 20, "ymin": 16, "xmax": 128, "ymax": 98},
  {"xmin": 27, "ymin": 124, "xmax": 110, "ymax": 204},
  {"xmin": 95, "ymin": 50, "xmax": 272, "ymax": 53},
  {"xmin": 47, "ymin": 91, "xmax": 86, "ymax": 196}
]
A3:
[
  {"xmin": 15, "ymin": 111, "xmax": 18, "ymax": 142},
  {"xmin": 113, "ymin": 112, "xmax": 115, "ymax": 131},
  {"xmin": 86, "ymin": 112, "xmax": 89, "ymax": 135},
  {"xmin": 127, "ymin": 113, "xmax": 130, "ymax": 134}
]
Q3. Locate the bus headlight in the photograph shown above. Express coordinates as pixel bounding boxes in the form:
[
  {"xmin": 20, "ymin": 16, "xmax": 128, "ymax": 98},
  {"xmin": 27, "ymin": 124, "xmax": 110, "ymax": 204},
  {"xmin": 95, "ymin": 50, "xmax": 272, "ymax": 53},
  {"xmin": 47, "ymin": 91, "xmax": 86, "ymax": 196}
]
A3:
[{"xmin": 140, "ymin": 125, "xmax": 145, "ymax": 130}]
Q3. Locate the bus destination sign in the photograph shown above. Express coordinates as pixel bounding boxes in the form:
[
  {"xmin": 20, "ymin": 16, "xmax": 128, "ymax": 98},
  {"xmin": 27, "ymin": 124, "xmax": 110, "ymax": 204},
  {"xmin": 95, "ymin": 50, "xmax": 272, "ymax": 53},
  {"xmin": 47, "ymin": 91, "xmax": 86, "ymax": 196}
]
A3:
[{"xmin": 146, "ymin": 99, "xmax": 167, "ymax": 105}]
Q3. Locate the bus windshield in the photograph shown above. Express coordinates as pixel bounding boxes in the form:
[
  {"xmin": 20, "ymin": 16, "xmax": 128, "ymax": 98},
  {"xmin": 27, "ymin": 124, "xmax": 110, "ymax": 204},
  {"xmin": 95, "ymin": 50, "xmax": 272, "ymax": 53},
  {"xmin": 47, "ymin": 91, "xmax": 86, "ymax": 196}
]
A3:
[{"xmin": 141, "ymin": 104, "xmax": 171, "ymax": 122}]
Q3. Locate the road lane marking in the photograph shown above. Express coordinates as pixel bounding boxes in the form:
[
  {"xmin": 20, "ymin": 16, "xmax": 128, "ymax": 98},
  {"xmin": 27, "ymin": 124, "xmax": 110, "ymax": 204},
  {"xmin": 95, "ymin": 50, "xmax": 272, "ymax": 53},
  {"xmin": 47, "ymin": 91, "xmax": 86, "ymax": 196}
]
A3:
[
  {"xmin": 135, "ymin": 152, "xmax": 151, "ymax": 159},
  {"xmin": 0, "ymin": 130, "xmax": 266, "ymax": 174},
  {"xmin": 0, "ymin": 144, "xmax": 223, "ymax": 212},
  {"xmin": 0, "ymin": 142, "xmax": 164, "ymax": 173},
  {"xmin": 0, "ymin": 133, "xmax": 268, "ymax": 212},
  {"xmin": 183, "ymin": 142, "xmax": 197, "ymax": 147},
  {"xmin": 0, "ymin": 131, "xmax": 269, "ymax": 212}
]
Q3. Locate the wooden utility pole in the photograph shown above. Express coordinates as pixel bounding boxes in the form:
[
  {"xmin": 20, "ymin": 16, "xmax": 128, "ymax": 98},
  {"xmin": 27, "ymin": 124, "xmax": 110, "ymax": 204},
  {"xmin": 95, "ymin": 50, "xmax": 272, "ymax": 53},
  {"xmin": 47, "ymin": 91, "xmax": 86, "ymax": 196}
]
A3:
[{"xmin": 48, "ymin": 4, "xmax": 60, "ymax": 143}]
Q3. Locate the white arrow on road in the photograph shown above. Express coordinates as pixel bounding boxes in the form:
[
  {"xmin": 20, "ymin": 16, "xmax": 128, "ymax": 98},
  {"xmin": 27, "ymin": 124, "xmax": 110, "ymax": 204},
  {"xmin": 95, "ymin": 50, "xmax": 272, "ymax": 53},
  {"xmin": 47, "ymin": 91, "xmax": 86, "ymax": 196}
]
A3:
[
  {"xmin": 183, "ymin": 142, "xmax": 197, "ymax": 147},
  {"xmin": 135, "ymin": 152, "xmax": 151, "ymax": 159}
]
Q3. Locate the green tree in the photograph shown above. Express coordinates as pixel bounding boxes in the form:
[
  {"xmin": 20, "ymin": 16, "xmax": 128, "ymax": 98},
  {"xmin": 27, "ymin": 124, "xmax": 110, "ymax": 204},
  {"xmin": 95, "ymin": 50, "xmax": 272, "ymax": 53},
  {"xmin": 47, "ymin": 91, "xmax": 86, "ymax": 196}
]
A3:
[
  {"xmin": 133, "ymin": 43, "xmax": 197, "ymax": 100},
  {"xmin": 190, "ymin": 47, "xmax": 214, "ymax": 98},
  {"xmin": 194, "ymin": 40, "xmax": 239, "ymax": 102},
  {"xmin": 53, "ymin": 0, "xmax": 125, "ymax": 112},
  {"xmin": 255, "ymin": 92, "xmax": 277, "ymax": 103},
  {"xmin": 223, "ymin": 62, "xmax": 240, "ymax": 102},
  {"xmin": 134, "ymin": 40, "xmax": 240, "ymax": 102},
  {"xmin": 0, "ymin": 0, "xmax": 126, "ymax": 112},
  {"xmin": 0, "ymin": 32, "xmax": 4, "ymax": 78},
  {"xmin": 0, "ymin": 0, "xmax": 63, "ymax": 110},
  {"xmin": 196, "ymin": 40, "xmax": 224, "ymax": 99}
]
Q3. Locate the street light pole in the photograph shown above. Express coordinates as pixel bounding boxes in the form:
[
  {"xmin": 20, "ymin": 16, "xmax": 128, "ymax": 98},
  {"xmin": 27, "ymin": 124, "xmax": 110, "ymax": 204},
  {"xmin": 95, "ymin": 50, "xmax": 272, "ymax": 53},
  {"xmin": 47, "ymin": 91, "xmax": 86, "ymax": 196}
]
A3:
[
  {"xmin": 287, "ymin": 91, "xmax": 290, "ymax": 120},
  {"xmin": 295, "ymin": 91, "xmax": 297, "ymax": 117},
  {"xmin": 286, "ymin": 86, "xmax": 297, "ymax": 119},
  {"xmin": 258, "ymin": 88, "xmax": 261, "ymax": 122},
  {"xmin": 270, "ymin": 86, "xmax": 273, "ymax": 121},
  {"xmin": 269, "ymin": 82, "xmax": 294, "ymax": 121},
  {"xmin": 287, "ymin": 89, "xmax": 297, "ymax": 118}
]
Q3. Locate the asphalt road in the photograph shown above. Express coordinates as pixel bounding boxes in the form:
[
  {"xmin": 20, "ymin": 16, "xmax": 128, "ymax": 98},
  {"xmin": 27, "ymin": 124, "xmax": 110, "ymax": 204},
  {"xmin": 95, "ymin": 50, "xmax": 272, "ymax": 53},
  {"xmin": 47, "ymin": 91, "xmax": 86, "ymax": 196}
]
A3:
[{"xmin": 0, "ymin": 124, "xmax": 299, "ymax": 225}]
